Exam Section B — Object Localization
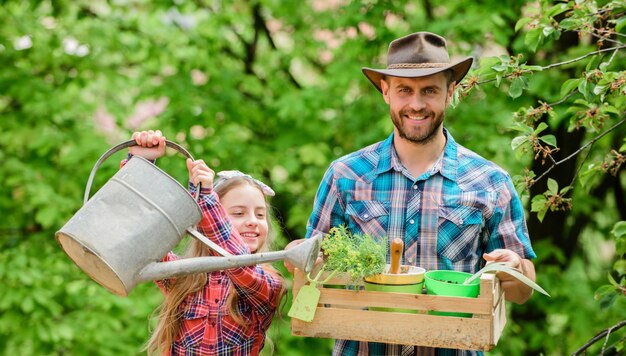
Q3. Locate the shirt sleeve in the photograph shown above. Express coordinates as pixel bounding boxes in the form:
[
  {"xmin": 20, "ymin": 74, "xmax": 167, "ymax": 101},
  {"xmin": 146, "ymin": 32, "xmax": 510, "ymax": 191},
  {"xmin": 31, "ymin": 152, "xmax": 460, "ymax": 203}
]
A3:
[
  {"xmin": 305, "ymin": 162, "xmax": 346, "ymax": 239},
  {"xmin": 485, "ymin": 177, "xmax": 537, "ymax": 259},
  {"xmin": 189, "ymin": 183, "xmax": 284, "ymax": 312},
  {"xmin": 154, "ymin": 252, "xmax": 179, "ymax": 294}
]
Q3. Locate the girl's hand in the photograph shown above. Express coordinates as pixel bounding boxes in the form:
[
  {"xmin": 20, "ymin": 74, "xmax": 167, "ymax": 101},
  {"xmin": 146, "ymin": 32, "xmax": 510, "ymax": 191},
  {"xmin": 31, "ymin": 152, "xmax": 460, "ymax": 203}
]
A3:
[
  {"xmin": 129, "ymin": 130, "xmax": 166, "ymax": 160},
  {"xmin": 186, "ymin": 158, "xmax": 215, "ymax": 189}
]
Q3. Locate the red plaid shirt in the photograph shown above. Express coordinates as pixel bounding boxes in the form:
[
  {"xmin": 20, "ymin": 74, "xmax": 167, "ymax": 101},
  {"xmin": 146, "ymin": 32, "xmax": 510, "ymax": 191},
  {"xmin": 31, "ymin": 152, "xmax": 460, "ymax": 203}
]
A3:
[{"xmin": 155, "ymin": 185, "xmax": 283, "ymax": 356}]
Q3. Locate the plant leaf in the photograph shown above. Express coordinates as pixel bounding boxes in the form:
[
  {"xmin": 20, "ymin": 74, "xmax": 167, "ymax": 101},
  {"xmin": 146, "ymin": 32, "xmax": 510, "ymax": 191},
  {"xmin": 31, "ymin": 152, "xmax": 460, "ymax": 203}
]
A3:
[
  {"xmin": 509, "ymin": 77, "xmax": 525, "ymax": 98},
  {"xmin": 464, "ymin": 262, "xmax": 550, "ymax": 296},
  {"xmin": 547, "ymin": 178, "xmax": 559, "ymax": 194},
  {"xmin": 540, "ymin": 134, "xmax": 557, "ymax": 147},
  {"xmin": 560, "ymin": 78, "xmax": 580, "ymax": 97}
]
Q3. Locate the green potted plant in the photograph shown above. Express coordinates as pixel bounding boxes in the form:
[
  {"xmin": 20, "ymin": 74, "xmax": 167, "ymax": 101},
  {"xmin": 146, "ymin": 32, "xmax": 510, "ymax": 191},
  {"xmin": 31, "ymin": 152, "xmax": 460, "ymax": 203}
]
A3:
[{"xmin": 319, "ymin": 225, "xmax": 388, "ymax": 286}]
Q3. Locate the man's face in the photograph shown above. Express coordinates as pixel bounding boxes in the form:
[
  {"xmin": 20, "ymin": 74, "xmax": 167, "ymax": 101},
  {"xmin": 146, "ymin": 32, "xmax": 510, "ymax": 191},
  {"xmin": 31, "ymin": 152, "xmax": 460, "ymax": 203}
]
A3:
[{"xmin": 381, "ymin": 73, "xmax": 454, "ymax": 145}]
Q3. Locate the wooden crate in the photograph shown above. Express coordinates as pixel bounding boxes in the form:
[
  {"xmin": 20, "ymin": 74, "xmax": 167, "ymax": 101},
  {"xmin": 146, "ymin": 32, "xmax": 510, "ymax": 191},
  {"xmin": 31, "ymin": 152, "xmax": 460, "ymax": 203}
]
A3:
[{"xmin": 290, "ymin": 269, "xmax": 506, "ymax": 351}]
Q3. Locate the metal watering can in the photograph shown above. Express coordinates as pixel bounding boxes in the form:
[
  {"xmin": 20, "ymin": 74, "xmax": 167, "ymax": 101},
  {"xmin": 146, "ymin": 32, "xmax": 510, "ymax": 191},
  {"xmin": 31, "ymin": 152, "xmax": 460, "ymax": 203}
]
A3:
[{"xmin": 56, "ymin": 140, "xmax": 321, "ymax": 297}]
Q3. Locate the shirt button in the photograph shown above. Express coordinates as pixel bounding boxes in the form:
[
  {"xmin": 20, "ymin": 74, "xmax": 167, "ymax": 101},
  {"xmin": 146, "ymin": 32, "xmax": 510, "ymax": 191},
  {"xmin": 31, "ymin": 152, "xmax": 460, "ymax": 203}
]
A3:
[
  {"xmin": 413, "ymin": 185, "xmax": 418, "ymax": 190},
  {"xmin": 409, "ymin": 219, "xmax": 415, "ymax": 224},
  {"xmin": 407, "ymin": 258, "xmax": 414, "ymax": 264},
  {"xmin": 363, "ymin": 214, "xmax": 369, "ymax": 219},
  {"xmin": 214, "ymin": 299, "xmax": 219, "ymax": 303}
]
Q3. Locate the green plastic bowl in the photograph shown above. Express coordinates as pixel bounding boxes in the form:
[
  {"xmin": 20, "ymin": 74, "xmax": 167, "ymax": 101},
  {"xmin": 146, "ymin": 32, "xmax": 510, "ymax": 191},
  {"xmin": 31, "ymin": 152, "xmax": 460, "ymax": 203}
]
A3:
[{"xmin": 424, "ymin": 270, "xmax": 480, "ymax": 317}]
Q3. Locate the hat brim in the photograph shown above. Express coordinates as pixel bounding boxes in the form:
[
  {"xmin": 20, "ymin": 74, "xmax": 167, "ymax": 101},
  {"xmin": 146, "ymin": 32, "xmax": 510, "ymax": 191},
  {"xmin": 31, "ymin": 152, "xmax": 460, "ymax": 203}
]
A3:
[{"xmin": 362, "ymin": 57, "xmax": 473, "ymax": 93}]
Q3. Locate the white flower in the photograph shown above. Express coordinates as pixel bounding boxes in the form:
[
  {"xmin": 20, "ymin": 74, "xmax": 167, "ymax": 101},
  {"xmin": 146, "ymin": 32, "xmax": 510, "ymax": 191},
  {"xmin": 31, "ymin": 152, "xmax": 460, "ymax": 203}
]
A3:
[
  {"xmin": 14, "ymin": 35, "xmax": 32, "ymax": 51},
  {"xmin": 63, "ymin": 37, "xmax": 90, "ymax": 57}
]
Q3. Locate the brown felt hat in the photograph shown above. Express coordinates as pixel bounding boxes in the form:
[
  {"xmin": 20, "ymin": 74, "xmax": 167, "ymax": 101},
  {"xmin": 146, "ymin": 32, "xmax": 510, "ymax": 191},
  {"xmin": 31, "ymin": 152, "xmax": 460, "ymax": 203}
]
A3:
[{"xmin": 362, "ymin": 32, "xmax": 473, "ymax": 92}]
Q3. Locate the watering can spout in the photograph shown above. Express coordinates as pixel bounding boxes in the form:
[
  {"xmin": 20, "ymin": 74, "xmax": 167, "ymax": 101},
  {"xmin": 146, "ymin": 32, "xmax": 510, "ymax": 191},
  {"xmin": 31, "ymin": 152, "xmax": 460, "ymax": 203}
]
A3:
[{"xmin": 138, "ymin": 234, "xmax": 322, "ymax": 283}]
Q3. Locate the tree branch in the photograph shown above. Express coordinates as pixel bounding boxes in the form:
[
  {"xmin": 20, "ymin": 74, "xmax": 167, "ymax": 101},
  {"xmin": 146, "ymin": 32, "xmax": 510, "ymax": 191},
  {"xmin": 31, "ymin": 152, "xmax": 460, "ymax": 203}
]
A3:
[
  {"xmin": 572, "ymin": 319, "xmax": 626, "ymax": 355},
  {"xmin": 476, "ymin": 45, "xmax": 626, "ymax": 85},
  {"xmin": 254, "ymin": 4, "xmax": 302, "ymax": 89},
  {"xmin": 541, "ymin": 44, "xmax": 626, "ymax": 70},
  {"xmin": 530, "ymin": 117, "xmax": 626, "ymax": 187}
]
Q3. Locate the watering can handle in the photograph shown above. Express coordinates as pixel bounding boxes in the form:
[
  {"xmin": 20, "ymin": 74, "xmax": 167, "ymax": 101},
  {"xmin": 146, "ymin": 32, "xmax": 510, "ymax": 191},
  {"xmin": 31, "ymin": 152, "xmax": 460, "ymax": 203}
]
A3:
[{"xmin": 83, "ymin": 139, "xmax": 196, "ymax": 205}]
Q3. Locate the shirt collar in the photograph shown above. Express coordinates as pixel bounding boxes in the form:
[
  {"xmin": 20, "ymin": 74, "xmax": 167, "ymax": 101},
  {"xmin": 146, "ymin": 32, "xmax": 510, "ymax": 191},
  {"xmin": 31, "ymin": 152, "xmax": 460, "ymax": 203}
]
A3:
[
  {"xmin": 375, "ymin": 129, "xmax": 458, "ymax": 182},
  {"xmin": 375, "ymin": 133, "xmax": 396, "ymax": 175}
]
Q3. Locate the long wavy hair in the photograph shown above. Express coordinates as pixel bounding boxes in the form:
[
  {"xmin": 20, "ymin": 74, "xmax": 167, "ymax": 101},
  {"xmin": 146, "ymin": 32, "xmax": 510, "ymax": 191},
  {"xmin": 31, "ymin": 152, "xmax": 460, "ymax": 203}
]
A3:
[{"xmin": 145, "ymin": 176, "xmax": 284, "ymax": 356}]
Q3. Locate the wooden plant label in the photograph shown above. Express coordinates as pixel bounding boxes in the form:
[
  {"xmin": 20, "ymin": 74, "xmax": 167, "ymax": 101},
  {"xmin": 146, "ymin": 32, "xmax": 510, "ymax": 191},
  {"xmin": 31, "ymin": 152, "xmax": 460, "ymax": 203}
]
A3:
[{"xmin": 288, "ymin": 284, "xmax": 320, "ymax": 322}]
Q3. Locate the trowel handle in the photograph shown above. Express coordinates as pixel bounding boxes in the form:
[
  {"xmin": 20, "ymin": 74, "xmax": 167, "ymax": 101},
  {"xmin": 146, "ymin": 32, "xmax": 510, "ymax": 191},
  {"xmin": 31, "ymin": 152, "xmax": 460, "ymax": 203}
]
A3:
[
  {"xmin": 389, "ymin": 238, "xmax": 404, "ymax": 274},
  {"xmin": 83, "ymin": 139, "xmax": 197, "ymax": 204}
]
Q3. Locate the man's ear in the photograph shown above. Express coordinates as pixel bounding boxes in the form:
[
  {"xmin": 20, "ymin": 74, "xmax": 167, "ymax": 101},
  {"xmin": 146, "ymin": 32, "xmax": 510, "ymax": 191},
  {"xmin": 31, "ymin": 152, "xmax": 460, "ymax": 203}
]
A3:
[
  {"xmin": 445, "ymin": 81, "xmax": 456, "ymax": 106},
  {"xmin": 381, "ymin": 78, "xmax": 390, "ymax": 104}
]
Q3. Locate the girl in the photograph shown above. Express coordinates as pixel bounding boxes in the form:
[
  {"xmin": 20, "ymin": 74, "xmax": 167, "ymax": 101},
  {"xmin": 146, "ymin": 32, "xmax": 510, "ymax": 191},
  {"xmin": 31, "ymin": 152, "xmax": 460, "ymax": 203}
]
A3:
[{"xmin": 127, "ymin": 130, "xmax": 285, "ymax": 356}]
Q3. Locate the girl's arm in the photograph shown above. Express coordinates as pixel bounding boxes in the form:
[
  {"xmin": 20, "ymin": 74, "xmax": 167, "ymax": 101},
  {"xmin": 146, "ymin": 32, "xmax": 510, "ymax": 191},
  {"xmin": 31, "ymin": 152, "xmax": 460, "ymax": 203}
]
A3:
[{"xmin": 192, "ymin": 185, "xmax": 283, "ymax": 310}]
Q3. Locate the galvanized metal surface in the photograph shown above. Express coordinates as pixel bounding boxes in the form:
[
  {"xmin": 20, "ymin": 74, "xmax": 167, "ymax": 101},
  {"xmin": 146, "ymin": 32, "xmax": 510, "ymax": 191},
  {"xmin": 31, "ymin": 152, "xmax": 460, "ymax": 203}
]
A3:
[
  {"xmin": 57, "ymin": 156, "xmax": 201, "ymax": 296},
  {"xmin": 56, "ymin": 140, "xmax": 322, "ymax": 297}
]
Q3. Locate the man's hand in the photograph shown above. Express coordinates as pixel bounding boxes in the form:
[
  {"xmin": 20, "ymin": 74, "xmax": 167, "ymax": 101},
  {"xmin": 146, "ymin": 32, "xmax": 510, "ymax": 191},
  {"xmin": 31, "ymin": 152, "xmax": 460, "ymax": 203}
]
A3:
[
  {"xmin": 129, "ymin": 130, "xmax": 166, "ymax": 160},
  {"xmin": 483, "ymin": 249, "xmax": 536, "ymax": 304}
]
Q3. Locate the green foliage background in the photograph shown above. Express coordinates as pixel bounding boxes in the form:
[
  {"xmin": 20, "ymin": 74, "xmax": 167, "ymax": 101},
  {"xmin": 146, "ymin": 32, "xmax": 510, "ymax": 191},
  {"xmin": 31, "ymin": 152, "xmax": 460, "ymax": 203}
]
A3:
[{"xmin": 1, "ymin": 0, "xmax": 624, "ymax": 355}]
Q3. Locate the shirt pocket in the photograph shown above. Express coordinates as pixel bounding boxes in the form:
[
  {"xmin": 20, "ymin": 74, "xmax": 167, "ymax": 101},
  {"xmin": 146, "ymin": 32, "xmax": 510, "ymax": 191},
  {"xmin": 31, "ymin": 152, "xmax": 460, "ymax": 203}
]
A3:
[
  {"xmin": 177, "ymin": 300, "xmax": 209, "ymax": 349},
  {"xmin": 437, "ymin": 205, "xmax": 484, "ymax": 263},
  {"xmin": 345, "ymin": 200, "xmax": 389, "ymax": 238},
  {"xmin": 220, "ymin": 313, "xmax": 249, "ymax": 346}
]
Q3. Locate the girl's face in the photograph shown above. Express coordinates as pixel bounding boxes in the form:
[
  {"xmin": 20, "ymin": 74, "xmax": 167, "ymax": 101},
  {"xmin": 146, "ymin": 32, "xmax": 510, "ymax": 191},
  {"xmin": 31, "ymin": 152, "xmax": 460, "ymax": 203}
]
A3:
[{"xmin": 220, "ymin": 184, "xmax": 269, "ymax": 253}]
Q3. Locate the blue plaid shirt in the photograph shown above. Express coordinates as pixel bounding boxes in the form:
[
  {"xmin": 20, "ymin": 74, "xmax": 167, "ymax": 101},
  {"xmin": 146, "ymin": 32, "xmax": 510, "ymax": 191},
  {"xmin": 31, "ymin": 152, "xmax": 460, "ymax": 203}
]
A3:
[{"xmin": 305, "ymin": 129, "xmax": 535, "ymax": 356}]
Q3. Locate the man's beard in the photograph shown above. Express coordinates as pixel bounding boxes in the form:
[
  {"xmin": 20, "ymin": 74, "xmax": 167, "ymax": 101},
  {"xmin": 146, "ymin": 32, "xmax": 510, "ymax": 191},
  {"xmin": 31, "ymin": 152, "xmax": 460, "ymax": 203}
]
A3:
[{"xmin": 391, "ymin": 107, "xmax": 444, "ymax": 145}]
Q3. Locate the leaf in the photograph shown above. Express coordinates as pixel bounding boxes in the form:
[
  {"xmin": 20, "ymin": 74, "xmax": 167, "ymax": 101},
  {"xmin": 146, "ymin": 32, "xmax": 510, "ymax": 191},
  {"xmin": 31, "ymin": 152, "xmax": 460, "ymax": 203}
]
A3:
[
  {"xmin": 496, "ymin": 73, "xmax": 503, "ymax": 87},
  {"xmin": 546, "ymin": 3, "xmax": 570, "ymax": 18},
  {"xmin": 540, "ymin": 134, "xmax": 557, "ymax": 147},
  {"xmin": 521, "ymin": 65, "xmax": 543, "ymax": 72},
  {"xmin": 558, "ymin": 18, "xmax": 578, "ymax": 30},
  {"xmin": 464, "ymin": 262, "xmax": 550, "ymax": 296},
  {"xmin": 578, "ymin": 79, "xmax": 591, "ymax": 101},
  {"xmin": 508, "ymin": 122, "xmax": 534, "ymax": 134},
  {"xmin": 515, "ymin": 17, "xmax": 532, "ymax": 32},
  {"xmin": 585, "ymin": 55, "xmax": 602, "ymax": 71},
  {"xmin": 547, "ymin": 178, "xmax": 559, "ymax": 194},
  {"xmin": 491, "ymin": 64, "xmax": 508, "ymax": 72},
  {"xmin": 593, "ymin": 84, "xmax": 607, "ymax": 96},
  {"xmin": 611, "ymin": 221, "xmax": 626, "ymax": 239},
  {"xmin": 534, "ymin": 122, "xmax": 548, "ymax": 134},
  {"xmin": 615, "ymin": 15, "xmax": 626, "ymax": 33},
  {"xmin": 559, "ymin": 186, "xmax": 572, "ymax": 195},
  {"xmin": 560, "ymin": 78, "xmax": 580, "ymax": 97},
  {"xmin": 511, "ymin": 135, "xmax": 529, "ymax": 151},
  {"xmin": 594, "ymin": 284, "xmax": 618, "ymax": 309},
  {"xmin": 525, "ymin": 27, "xmax": 543, "ymax": 52},
  {"xmin": 595, "ymin": 284, "xmax": 616, "ymax": 300},
  {"xmin": 614, "ymin": 259, "xmax": 626, "ymax": 275},
  {"xmin": 542, "ymin": 26, "xmax": 555, "ymax": 38},
  {"xmin": 531, "ymin": 195, "xmax": 548, "ymax": 222},
  {"xmin": 509, "ymin": 77, "xmax": 525, "ymax": 98}
]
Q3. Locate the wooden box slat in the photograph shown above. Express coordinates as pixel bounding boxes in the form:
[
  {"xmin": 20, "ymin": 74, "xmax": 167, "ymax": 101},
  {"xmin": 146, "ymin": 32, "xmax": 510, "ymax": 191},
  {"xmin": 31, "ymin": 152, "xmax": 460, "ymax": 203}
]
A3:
[{"xmin": 291, "ymin": 269, "xmax": 507, "ymax": 351}]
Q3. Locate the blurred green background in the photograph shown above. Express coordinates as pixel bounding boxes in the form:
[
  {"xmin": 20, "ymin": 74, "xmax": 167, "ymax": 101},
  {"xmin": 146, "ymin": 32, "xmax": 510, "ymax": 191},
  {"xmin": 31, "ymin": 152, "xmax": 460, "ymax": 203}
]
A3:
[{"xmin": 1, "ymin": 0, "xmax": 625, "ymax": 355}]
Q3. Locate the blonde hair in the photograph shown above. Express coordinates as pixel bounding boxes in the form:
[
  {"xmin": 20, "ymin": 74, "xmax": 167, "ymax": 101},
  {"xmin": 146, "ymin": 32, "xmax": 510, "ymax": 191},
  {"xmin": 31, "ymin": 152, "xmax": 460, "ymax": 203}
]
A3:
[{"xmin": 145, "ymin": 176, "xmax": 284, "ymax": 355}]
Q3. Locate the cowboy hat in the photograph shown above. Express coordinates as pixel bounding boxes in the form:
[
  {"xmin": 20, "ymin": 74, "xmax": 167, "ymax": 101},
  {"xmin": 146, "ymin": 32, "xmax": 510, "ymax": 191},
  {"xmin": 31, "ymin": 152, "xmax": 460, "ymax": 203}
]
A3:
[{"xmin": 362, "ymin": 32, "xmax": 473, "ymax": 92}]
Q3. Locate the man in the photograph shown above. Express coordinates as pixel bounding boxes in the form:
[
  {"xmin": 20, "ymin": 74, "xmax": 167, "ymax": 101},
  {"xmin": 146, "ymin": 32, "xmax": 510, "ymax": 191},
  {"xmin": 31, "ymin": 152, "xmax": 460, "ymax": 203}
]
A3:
[{"xmin": 287, "ymin": 32, "xmax": 536, "ymax": 355}]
